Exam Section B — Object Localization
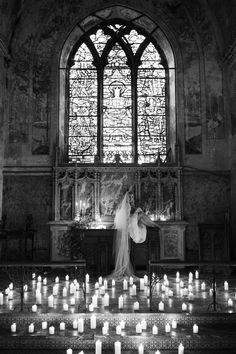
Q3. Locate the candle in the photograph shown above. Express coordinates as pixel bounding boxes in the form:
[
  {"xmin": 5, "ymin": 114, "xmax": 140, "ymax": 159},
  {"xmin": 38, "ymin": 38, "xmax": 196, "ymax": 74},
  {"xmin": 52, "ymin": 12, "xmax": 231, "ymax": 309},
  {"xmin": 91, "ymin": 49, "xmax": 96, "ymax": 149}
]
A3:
[
  {"xmin": 92, "ymin": 295, "xmax": 98, "ymax": 308},
  {"xmin": 102, "ymin": 325, "xmax": 108, "ymax": 335},
  {"xmin": 138, "ymin": 343, "xmax": 144, "ymax": 354},
  {"xmin": 89, "ymin": 303, "xmax": 94, "ymax": 312},
  {"xmin": 144, "ymin": 274, "xmax": 148, "ymax": 284},
  {"xmin": 32, "ymin": 273, "xmax": 36, "ymax": 280},
  {"xmin": 141, "ymin": 319, "xmax": 147, "ymax": 330},
  {"xmin": 228, "ymin": 298, "xmax": 233, "ymax": 307},
  {"xmin": 95, "ymin": 340, "xmax": 102, "ymax": 354},
  {"xmin": 0, "ymin": 292, "xmax": 3, "ymax": 305},
  {"xmin": 103, "ymin": 293, "xmax": 109, "ymax": 307},
  {"xmin": 63, "ymin": 303, "xmax": 69, "ymax": 311},
  {"xmin": 63, "ymin": 287, "xmax": 67, "ymax": 297},
  {"xmin": 32, "ymin": 304, "xmax": 37, "ymax": 312},
  {"xmin": 28, "ymin": 323, "xmax": 34, "ymax": 333},
  {"xmin": 60, "ymin": 322, "xmax": 65, "ymax": 331},
  {"xmin": 136, "ymin": 323, "xmax": 142, "ymax": 334},
  {"xmin": 55, "ymin": 276, "xmax": 59, "ymax": 284},
  {"xmin": 104, "ymin": 279, "xmax": 108, "ymax": 290},
  {"xmin": 158, "ymin": 301, "xmax": 164, "ymax": 311},
  {"xmin": 118, "ymin": 295, "xmax": 124, "ymax": 309},
  {"xmin": 133, "ymin": 301, "xmax": 139, "ymax": 311},
  {"xmin": 152, "ymin": 325, "xmax": 158, "ymax": 334},
  {"xmin": 201, "ymin": 282, "xmax": 206, "ymax": 291},
  {"xmin": 11, "ymin": 323, "xmax": 16, "ymax": 333},
  {"xmin": 140, "ymin": 278, "xmax": 145, "ymax": 290},
  {"xmin": 86, "ymin": 273, "xmax": 90, "ymax": 283},
  {"xmin": 168, "ymin": 290, "xmax": 173, "ymax": 297},
  {"xmin": 114, "ymin": 341, "xmax": 121, "ymax": 354},
  {"xmin": 98, "ymin": 276, "xmax": 103, "ymax": 285},
  {"xmin": 120, "ymin": 320, "xmax": 125, "ymax": 329},
  {"xmin": 182, "ymin": 303, "xmax": 187, "ymax": 311},
  {"xmin": 95, "ymin": 282, "xmax": 99, "ymax": 289},
  {"xmin": 24, "ymin": 285, "xmax": 28, "ymax": 292},
  {"xmin": 100, "ymin": 286, "xmax": 105, "ymax": 295},
  {"xmin": 178, "ymin": 343, "xmax": 184, "ymax": 354},
  {"xmin": 112, "ymin": 279, "xmax": 116, "ymax": 287},
  {"xmin": 193, "ymin": 324, "xmax": 198, "ymax": 333},
  {"xmin": 224, "ymin": 281, "xmax": 229, "ymax": 291},
  {"xmin": 131, "ymin": 284, "xmax": 136, "ymax": 296},
  {"xmin": 195, "ymin": 270, "xmax": 199, "ymax": 279},
  {"xmin": 66, "ymin": 349, "xmax": 72, "ymax": 354},
  {"xmin": 42, "ymin": 321, "xmax": 47, "ymax": 330},
  {"xmin": 90, "ymin": 315, "xmax": 96, "ymax": 329},
  {"xmin": 73, "ymin": 320, "xmax": 78, "ymax": 329},
  {"xmin": 49, "ymin": 326, "xmax": 55, "ymax": 335},
  {"xmin": 43, "ymin": 277, "xmax": 47, "ymax": 285},
  {"xmin": 48, "ymin": 295, "xmax": 54, "ymax": 308},
  {"xmin": 8, "ymin": 291, "xmax": 13, "ymax": 300},
  {"xmin": 65, "ymin": 274, "xmax": 69, "ymax": 281},
  {"xmin": 165, "ymin": 323, "xmax": 171, "ymax": 333},
  {"xmin": 70, "ymin": 283, "xmax": 75, "ymax": 294},
  {"xmin": 129, "ymin": 276, "xmax": 133, "ymax": 285},
  {"xmin": 36, "ymin": 290, "xmax": 42, "ymax": 305},
  {"xmin": 116, "ymin": 325, "xmax": 122, "ymax": 335},
  {"xmin": 172, "ymin": 320, "xmax": 177, "ymax": 329},
  {"xmin": 78, "ymin": 318, "xmax": 84, "ymax": 333},
  {"xmin": 53, "ymin": 285, "xmax": 58, "ymax": 296},
  {"xmin": 70, "ymin": 297, "xmax": 75, "ymax": 306},
  {"xmin": 123, "ymin": 279, "xmax": 128, "ymax": 290},
  {"xmin": 37, "ymin": 276, "xmax": 41, "ymax": 282}
]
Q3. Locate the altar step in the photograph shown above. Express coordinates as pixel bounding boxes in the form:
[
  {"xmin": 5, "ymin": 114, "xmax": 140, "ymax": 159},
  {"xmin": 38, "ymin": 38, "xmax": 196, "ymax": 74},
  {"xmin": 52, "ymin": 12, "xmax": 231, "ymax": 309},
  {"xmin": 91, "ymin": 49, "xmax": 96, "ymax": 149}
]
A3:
[{"xmin": 0, "ymin": 312, "xmax": 236, "ymax": 352}]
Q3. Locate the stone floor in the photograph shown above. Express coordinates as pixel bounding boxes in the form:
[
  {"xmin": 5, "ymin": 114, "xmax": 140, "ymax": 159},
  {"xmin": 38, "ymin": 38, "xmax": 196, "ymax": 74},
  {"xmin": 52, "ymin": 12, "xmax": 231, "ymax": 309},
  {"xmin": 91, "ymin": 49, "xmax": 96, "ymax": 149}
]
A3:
[{"xmin": 0, "ymin": 265, "xmax": 235, "ymax": 353}]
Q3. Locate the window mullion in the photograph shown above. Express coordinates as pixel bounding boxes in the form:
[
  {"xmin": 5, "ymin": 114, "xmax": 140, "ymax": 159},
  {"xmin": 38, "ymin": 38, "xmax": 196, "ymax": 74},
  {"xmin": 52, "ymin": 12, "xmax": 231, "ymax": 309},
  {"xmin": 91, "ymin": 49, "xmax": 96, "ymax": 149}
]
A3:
[
  {"xmin": 132, "ymin": 66, "xmax": 138, "ymax": 164},
  {"xmin": 97, "ymin": 65, "xmax": 103, "ymax": 163}
]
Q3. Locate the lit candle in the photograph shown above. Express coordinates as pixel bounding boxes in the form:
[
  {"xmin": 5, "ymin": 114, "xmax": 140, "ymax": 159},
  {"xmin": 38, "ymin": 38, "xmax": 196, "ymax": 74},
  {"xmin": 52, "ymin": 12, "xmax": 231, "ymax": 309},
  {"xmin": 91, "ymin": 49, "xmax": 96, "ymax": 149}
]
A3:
[
  {"xmin": 66, "ymin": 349, "xmax": 72, "ymax": 354},
  {"xmin": 118, "ymin": 295, "xmax": 124, "ymax": 309},
  {"xmin": 104, "ymin": 279, "xmax": 108, "ymax": 290},
  {"xmin": 63, "ymin": 287, "xmax": 67, "ymax": 297},
  {"xmin": 168, "ymin": 289, "xmax": 173, "ymax": 297},
  {"xmin": 100, "ymin": 286, "xmax": 105, "ymax": 295},
  {"xmin": 8, "ymin": 291, "xmax": 13, "ymax": 300},
  {"xmin": 42, "ymin": 321, "xmax": 47, "ymax": 330},
  {"xmin": 123, "ymin": 279, "xmax": 128, "ymax": 290},
  {"xmin": 63, "ymin": 303, "xmax": 69, "ymax": 312},
  {"xmin": 11, "ymin": 323, "xmax": 16, "ymax": 333},
  {"xmin": 195, "ymin": 270, "xmax": 199, "ymax": 279},
  {"xmin": 129, "ymin": 276, "xmax": 133, "ymax": 285},
  {"xmin": 144, "ymin": 275, "xmax": 148, "ymax": 284},
  {"xmin": 131, "ymin": 284, "xmax": 136, "ymax": 296},
  {"xmin": 228, "ymin": 298, "xmax": 233, "ymax": 307},
  {"xmin": 32, "ymin": 304, "xmax": 37, "ymax": 312},
  {"xmin": 72, "ymin": 320, "xmax": 78, "ymax": 329},
  {"xmin": 95, "ymin": 340, "xmax": 102, "ymax": 354},
  {"xmin": 201, "ymin": 282, "xmax": 206, "ymax": 291},
  {"xmin": 28, "ymin": 323, "xmax": 34, "ymax": 333},
  {"xmin": 116, "ymin": 325, "xmax": 122, "ymax": 335},
  {"xmin": 114, "ymin": 341, "xmax": 121, "ymax": 354},
  {"xmin": 70, "ymin": 297, "xmax": 75, "ymax": 306},
  {"xmin": 158, "ymin": 301, "xmax": 164, "ymax": 311},
  {"xmin": 133, "ymin": 301, "xmax": 139, "ymax": 311},
  {"xmin": 43, "ymin": 277, "xmax": 47, "ymax": 285},
  {"xmin": 92, "ymin": 295, "xmax": 98, "ymax": 308},
  {"xmin": 120, "ymin": 320, "xmax": 125, "ymax": 329},
  {"xmin": 98, "ymin": 276, "xmax": 103, "ymax": 285},
  {"xmin": 48, "ymin": 295, "xmax": 54, "ymax": 308},
  {"xmin": 37, "ymin": 276, "xmax": 41, "ymax": 282},
  {"xmin": 140, "ymin": 278, "xmax": 145, "ymax": 290},
  {"xmin": 32, "ymin": 273, "xmax": 36, "ymax": 280},
  {"xmin": 224, "ymin": 281, "xmax": 229, "ymax": 291},
  {"xmin": 55, "ymin": 276, "xmax": 59, "ymax": 283},
  {"xmin": 70, "ymin": 283, "xmax": 75, "ymax": 294},
  {"xmin": 90, "ymin": 315, "xmax": 96, "ymax": 329},
  {"xmin": 0, "ymin": 292, "xmax": 3, "ymax": 305},
  {"xmin": 89, "ymin": 303, "xmax": 94, "ymax": 312},
  {"xmin": 152, "ymin": 325, "xmax": 158, "ymax": 334},
  {"xmin": 36, "ymin": 290, "xmax": 42, "ymax": 305},
  {"xmin": 182, "ymin": 303, "xmax": 187, "ymax": 311},
  {"xmin": 141, "ymin": 319, "xmax": 147, "ymax": 330},
  {"xmin": 78, "ymin": 318, "xmax": 84, "ymax": 333},
  {"xmin": 180, "ymin": 280, "xmax": 184, "ymax": 288},
  {"xmin": 178, "ymin": 343, "xmax": 184, "ymax": 354},
  {"xmin": 103, "ymin": 293, "xmax": 109, "ymax": 307},
  {"xmin": 112, "ymin": 279, "xmax": 116, "ymax": 287},
  {"xmin": 102, "ymin": 325, "xmax": 108, "ymax": 335},
  {"xmin": 86, "ymin": 273, "xmax": 90, "ymax": 283},
  {"xmin": 24, "ymin": 284, "xmax": 28, "ymax": 292},
  {"xmin": 65, "ymin": 274, "xmax": 69, "ymax": 281},
  {"xmin": 49, "ymin": 326, "xmax": 55, "ymax": 335},
  {"xmin": 136, "ymin": 323, "xmax": 142, "ymax": 334},
  {"xmin": 60, "ymin": 322, "xmax": 65, "ymax": 331},
  {"xmin": 193, "ymin": 324, "xmax": 198, "ymax": 333},
  {"xmin": 95, "ymin": 282, "xmax": 99, "ymax": 289},
  {"xmin": 9, "ymin": 283, "xmax": 13, "ymax": 290},
  {"xmin": 165, "ymin": 323, "xmax": 171, "ymax": 333},
  {"xmin": 138, "ymin": 343, "xmax": 144, "ymax": 354}
]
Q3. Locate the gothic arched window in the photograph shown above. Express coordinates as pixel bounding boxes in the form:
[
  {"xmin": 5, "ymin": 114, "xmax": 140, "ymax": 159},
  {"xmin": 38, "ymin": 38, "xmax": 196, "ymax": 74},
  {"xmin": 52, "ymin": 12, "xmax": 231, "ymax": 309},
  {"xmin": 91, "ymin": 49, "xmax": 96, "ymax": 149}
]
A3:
[{"xmin": 65, "ymin": 20, "xmax": 174, "ymax": 164}]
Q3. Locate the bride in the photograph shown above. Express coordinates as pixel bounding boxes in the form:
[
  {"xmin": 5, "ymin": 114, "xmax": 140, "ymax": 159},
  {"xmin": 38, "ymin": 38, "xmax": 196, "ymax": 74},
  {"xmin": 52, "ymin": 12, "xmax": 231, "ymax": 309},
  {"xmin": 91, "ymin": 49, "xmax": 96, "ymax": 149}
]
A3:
[{"xmin": 111, "ymin": 190, "xmax": 159, "ymax": 280}]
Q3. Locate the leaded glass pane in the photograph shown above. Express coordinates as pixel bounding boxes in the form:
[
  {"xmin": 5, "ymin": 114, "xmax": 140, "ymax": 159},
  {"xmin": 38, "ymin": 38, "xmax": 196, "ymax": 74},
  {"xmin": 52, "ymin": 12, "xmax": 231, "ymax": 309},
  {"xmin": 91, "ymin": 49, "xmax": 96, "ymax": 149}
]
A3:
[
  {"xmin": 103, "ymin": 43, "xmax": 132, "ymax": 163},
  {"xmin": 69, "ymin": 44, "xmax": 97, "ymax": 162},
  {"xmin": 90, "ymin": 29, "xmax": 111, "ymax": 56},
  {"xmin": 124, "ymin": 29, "xmax": 145, "ymax": 54},
  {"xmin": 137, "ymin": 42, "xmax": 166, "ymax": 163}
]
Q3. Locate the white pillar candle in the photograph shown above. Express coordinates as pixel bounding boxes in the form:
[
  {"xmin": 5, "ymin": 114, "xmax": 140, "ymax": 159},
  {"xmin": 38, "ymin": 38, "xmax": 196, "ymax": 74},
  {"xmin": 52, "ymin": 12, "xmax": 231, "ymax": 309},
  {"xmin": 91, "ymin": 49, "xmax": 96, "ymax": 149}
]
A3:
[
  {"xmin": 70, "ymin": 297, "xmax": 75, "ymax": 306},
  {"xmin": 228, "ymin": 298, "xmax": 233, "ymax": 307},
  {"xmin": 8, "ymin": 291, "xmax": 13, "ymax": 300},
  {"xmin": 178, "ymin": 343, "xmax": 184, "ymax": 354},
  {"xmin": 152, "ymin": 325, "xmax": 158, "ymax": 335},
  {"xmin": 48, "ymin": 295, "xmax": 54, "ymax": 308},
  {"xmin": 123, "ymin": 279, "xmax": 128, "ymax": 290},
  {"xmin": 136, "ymin": 323, "xmax": 142, "ymax": 334},
  {"xmin": 129, "ymin": 276, "xmax": 133, "ymax": 285},
  {"xmin": 140, "ymin": 278, "xmax": 145, "ymax": 290},
  {"xmin": 89, "ymin": 303, "xmax": 94, "ymax": 312},
  {"xmin": 165, "ymin": 323, "xmax": 171, "ymax": 333},
  {"xmin": 141, "ymin": 319, "xmax": 147, "ymax": 330},
  {"xmin": 32, "ymin": 273, "xmax": 36, "ymax": 279},
  {"xmin": 37, "ymin": 276, "xmax": 41, "ymax": 282},
  {"xmin": 100, "ymin": 286, "xmax": 105, "ymax": 295},
  {"xmin": 0, "ymin": 292, "xmax": 3, "ymax": 305},
  {"xmin": 193, "ymin": 324, "xmax": 198, "ymax": 333},
  {"xmin": 42, "ymin": 321, "xmax": 47, "ymax": 330},
  {"xmin": 138, "ymin": 343, "xmax": 144, "ymax": 354},
  {"xmin": 95, "ymin": 340, "xmax": 102, "ymax": 354},
  {"xmin": 86, "ymin": 273, "xmax": 90, "ymax": 283},
  {"xmin": 104, "ymin": 279, "xmax": 108, "ymax": 290},
  {"xmin": 144, "ymin": 275, "xmax": 148, "ymax": 284},
  {"xmin": 43, "ymin": 277, "xmax": 47, "ymax": 285},
  {"xmin": 55, "ymin": 276, "xmax": 59, "ymax": 284},
  {"xmin": 120, "ymin": 320, "xmax": 125, "ymax": 329},
  {"xmin": 9, "ymin": 283, "xmax": 13, "ymax": 290},
  {"xmin": 28, "ymin": 323, "xmax": 34, "ymax": 333},
  {"xmin": 63, "ymin": 303, "xmax": 69, "ymax": 312},
  {"xmin": 182, "ymin": 303, "xmax": 187, "ymax": 311},
  {"xmin": 70, "ymin": 283, "xmax": 75, "ymax": 294},
  {"xmin": 131, "ymin": 284, "xmax": 136, "ymax": 296},
  {"xmin": 224, "ymin": 281, "xmax": 229, "ymax": 291},
  {"xmin": 118, "ymin": 295, "xmax": 124, "ymax": 309},
  {"xmin": 53, "ymin": 285, "xmax": 58, "ymax": 296},
  {"xmin": 49, "ymin": 326, "xmax": 55, "ymax": 335},
  {"xmin": 36, "ymin": 290, "xmax": 42, "ymax": 305},
  {"xmin": 161, "ymin": 284, "xmax": 166, "ymax": 292},
  {"xmin": 90, "ymin": 315, "xmax": 96, "ymax": 329},
  {"xmin": 24, "ymin": 285, "xmax": 28, "ymax": 292},
  {"xmin": 98, "ymin": 276, "xmax": 103, "ymax": 285},
  {"xmin": 158, "ymin": 301, "xmax": 164, "ymax": 311},
  {"xmin": 114, "ymin": 341, "xmax": 121, "ymax": 354},
  {"xmin": 112, "ymin": 279, "xmax": 116, "ymax": 287},
  {"xmin": 133, "ymin": 301, "xmax": 139, "ymax": 311},
  {"xmin": 103, "ymin": 293, "xmax": 109, "ymax": 307},
  {"xmin": 92, "ymin": 295, "xmax": 98, "ymax": 308},
  {"xmin": 60, "ymin": 322, "xmax": 65, "ymax": 331},
  {"xmin": 195, "ymin": 270, "xmax": 199, "ymax": 279},
  {"xmin": 5, "ymin": 288, "xmax": 9, "ymax": 295},
  {"xmin": 72, "ymin": 320, "xmax": 78, "ymax": 329},
  {"xmin": 66, "ymin": 349, "xmax": 72, "ymax": 354},
  {"xmin": 201, "ymin": 282, "xmax": 206, "ymax": 291},
  {"xmin": 32, "ymin": 304, "xmax": 37, "ymax": 312},
  {"xmin": 78, "ymin": 318, "xmax": 84, "ymax": 333},
  {"xmin": 116, "ymin": 325, "xmax": 122, "ymax": 335},
  {"xmin": 172, "ymin": 320, "xmax": 177, "ymax": 329},
  {"xmin": 95, "ymin": 282, "xmax": 99, "ymax": 289},
  {"xmin": 168, "ymin": 289, "xmax": 173, "ymax": 297},
  {"xmin": 102, "ymin": 325, "xmax": 108, "ymax": 335},
  {"xmin": 65, "ymin": 274, "xmax": 69, "ymax": 281},
  {"xmin": 63, "ymin": 287, "xmax": 67, "ymax": 297},
  {"xmin": 11, "ymin": 323, "xmax": 16, "ymax": 333}
]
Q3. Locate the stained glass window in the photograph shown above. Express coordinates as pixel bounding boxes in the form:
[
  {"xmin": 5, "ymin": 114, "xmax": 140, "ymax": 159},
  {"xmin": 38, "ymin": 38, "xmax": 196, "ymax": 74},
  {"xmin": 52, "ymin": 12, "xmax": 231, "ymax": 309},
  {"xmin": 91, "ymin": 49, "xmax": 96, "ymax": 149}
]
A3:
[{"xmin": 68, "ymin": 23, "xmax": 168, "ymax": 164}]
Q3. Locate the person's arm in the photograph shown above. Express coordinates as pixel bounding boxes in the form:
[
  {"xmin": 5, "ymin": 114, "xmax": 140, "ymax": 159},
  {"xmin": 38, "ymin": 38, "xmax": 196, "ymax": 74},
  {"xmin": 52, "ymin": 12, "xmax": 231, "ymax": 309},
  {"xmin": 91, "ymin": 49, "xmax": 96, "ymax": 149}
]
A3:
[{"xmin": 137, "ymin": 209, "xmax": 161, "ymax": 228}]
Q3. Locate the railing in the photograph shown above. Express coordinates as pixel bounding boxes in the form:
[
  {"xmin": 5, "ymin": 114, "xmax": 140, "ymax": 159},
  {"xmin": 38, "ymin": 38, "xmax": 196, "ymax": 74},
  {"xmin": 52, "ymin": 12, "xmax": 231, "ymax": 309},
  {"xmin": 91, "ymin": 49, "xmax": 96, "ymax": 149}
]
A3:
[
  {"xmin": 149, "ymin": 260, "xmax": 236, "ymax": 313},
  {"xmin": 0, "ymin": 261, "xmax": 86, "ymax": 312}
]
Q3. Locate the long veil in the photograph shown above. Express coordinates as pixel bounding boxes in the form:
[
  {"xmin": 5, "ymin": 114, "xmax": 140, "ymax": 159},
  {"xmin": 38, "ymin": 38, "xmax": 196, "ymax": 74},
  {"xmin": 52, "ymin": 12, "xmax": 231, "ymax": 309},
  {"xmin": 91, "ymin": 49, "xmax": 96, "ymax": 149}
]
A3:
[{"xmin": 111, "ymin": 192, "xmax": 134, "ymax": 280}]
